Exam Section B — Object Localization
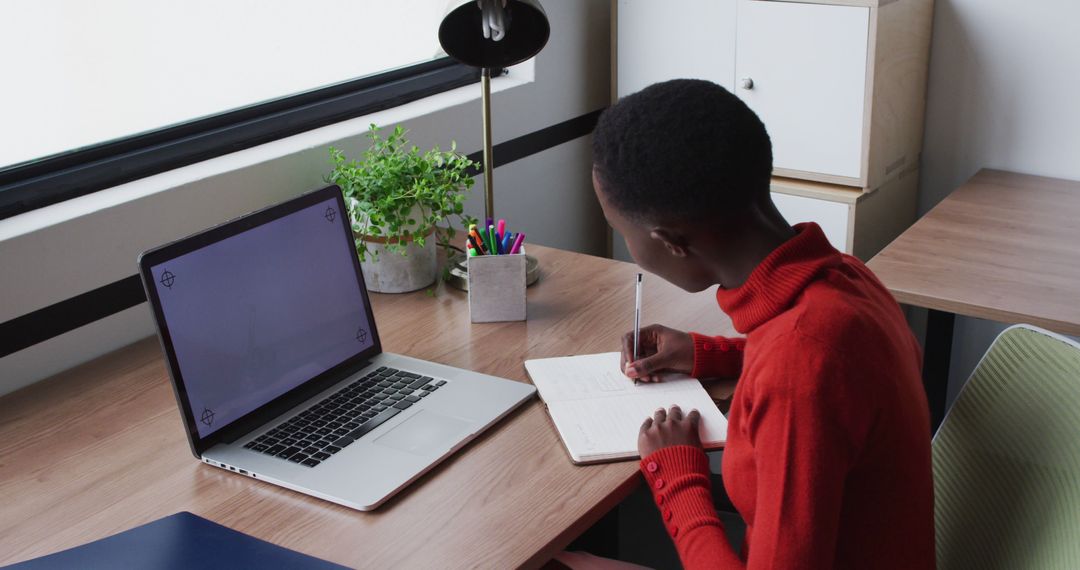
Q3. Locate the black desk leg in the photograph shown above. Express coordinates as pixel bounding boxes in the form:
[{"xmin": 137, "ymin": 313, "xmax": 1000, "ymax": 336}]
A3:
[{"xmin": 923, "ymin": 309, "xmax": 954, "ymax": 434}]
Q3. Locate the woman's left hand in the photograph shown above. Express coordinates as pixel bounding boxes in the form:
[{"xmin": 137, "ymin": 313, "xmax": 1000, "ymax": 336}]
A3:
[{"xmin": 638, "ymin": 405, "xmax": 703, "ymax": 457}]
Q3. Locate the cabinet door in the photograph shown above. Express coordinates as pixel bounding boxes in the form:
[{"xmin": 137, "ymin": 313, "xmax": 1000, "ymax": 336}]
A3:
[
  {"xmin": 617, "ymin": 0, "xmax": 737, "ymax": 96},
  {"xmin": 736, "ymin": 0, "xmax": 869, "ymax": 181},
  {"xmin": 771, "ymin": 192, "xmax": 851, "ymax": 252}
]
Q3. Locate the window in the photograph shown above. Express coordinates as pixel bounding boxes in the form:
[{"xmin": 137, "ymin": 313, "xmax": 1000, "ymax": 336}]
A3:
[{"xmin": 0, "ymin": 0, "xmax": 481, "ymax": 219}]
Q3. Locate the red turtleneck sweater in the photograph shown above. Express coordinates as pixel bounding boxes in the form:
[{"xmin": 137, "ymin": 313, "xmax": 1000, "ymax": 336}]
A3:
[{"xmin": 639, "ymin": 223, "xmax": 935, "ymax": 569}]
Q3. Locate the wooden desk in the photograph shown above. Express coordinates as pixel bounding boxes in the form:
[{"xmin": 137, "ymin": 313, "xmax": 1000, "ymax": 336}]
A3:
[
  {"xmin": 867, "ymin": 169, "xmax": 1080, "ymax": 428},
  {"xmin": 0, "ymin": 245, "xmax": 736, "ymax": 569}
]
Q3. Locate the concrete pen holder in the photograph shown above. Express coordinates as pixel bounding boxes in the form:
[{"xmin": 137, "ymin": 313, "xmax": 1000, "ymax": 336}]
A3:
[{"xmin": 467, "ymin": 247, "xmax": 526, "ymax": 323}]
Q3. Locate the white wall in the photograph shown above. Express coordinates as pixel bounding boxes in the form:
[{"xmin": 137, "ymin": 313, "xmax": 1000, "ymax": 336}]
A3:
[
  {"xmin": 917, "ymin": 0, "xmax": 1080, "ymax": 405},
  {"xmin": 0, "ymin": 0, "xmax": 611, "ymax": 396}
]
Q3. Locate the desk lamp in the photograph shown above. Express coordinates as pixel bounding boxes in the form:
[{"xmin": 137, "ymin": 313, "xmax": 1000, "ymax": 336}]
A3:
[{"xmin": 439, "ymin": 0, "xmax": 549, "ymax": 289}]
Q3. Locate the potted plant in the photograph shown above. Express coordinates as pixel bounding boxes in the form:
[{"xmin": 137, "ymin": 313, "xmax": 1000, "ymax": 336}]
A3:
[{"xmin": 327, "ymin": 124, "xmax": 478, "ymax": 293}]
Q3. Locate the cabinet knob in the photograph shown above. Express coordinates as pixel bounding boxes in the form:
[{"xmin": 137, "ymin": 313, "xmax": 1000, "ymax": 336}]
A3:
[{"xmin": 740, "ymin": 77, "xmax": 754, "ymax": 90}]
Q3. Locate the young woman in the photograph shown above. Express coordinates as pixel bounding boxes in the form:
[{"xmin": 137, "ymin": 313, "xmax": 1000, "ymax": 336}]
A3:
[{"xmin": 582, "ymin": 79, "xmax": 935, "ymax": 569}]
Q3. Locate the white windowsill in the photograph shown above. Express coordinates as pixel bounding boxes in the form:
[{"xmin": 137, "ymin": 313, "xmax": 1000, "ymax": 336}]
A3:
[{"xmin": 0, "ymin": 66, "xmax": 533, "ymax": 243}]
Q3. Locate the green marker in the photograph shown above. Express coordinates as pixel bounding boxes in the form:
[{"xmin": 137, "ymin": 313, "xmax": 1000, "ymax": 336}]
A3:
[{"xmin": 479, "ymin": 226, "xmax": 490, "ymax": 254}]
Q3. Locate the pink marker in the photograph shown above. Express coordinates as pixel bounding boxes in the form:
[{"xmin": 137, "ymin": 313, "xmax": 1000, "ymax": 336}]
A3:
[
  {"xmin": 509, "ymin": 232, "xmax": 525, "ymax": 254},
  {"xmin": 497, "ymin": 219, "xmax": 506, "ymax": 242}
]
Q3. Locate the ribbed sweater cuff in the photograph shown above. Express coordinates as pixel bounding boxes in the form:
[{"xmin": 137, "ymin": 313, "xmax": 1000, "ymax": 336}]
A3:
[
  {"xmin": 640, "ymin": 446, "xmax": 721, "ymax": 539},
  {"xmin": 641, "ymin": 445, "xmax": 711, "ymax": 478},
  {"xmin": 689, "ymin": 333, "xmax": 744, "ymax": 379}
]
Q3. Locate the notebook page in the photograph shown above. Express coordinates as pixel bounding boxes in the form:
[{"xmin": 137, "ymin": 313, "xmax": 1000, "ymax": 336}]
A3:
[
  {"xmin": 525, "ymin": 352, "xmax": 728, "ymax": 461},
  {"xmin": 525, "ymin": 352, "xmax": 694, "ymax": 403},
  {"xmin": 546, "ymin": 389, "xmax": 727, "ymax": 461}
]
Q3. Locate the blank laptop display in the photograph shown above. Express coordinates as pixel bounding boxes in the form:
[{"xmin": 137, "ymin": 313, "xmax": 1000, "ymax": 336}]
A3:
[{"xmin": 147, "ymin": 198, "xmax": 373, "ymax": 437}]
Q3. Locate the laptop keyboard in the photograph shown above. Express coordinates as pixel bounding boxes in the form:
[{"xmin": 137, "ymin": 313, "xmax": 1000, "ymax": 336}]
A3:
[{"xmin": 242, "ymin": 366, "xmax": 447, "ymax": 467}]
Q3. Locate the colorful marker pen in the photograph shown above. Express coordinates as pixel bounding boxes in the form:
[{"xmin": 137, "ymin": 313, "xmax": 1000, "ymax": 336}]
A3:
[
  {"xmin": 469, "ymin": 231, "xmax": 485, "ymax": 255},
  {"xmin": 509, "ymin": 232, "xmax": 525, "ymax": 254}
]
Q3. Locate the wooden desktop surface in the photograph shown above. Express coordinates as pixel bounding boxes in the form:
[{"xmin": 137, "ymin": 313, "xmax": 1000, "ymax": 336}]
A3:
[
  {"xmin": 867, "ymin": 169, "xmax": 1080, "ymax": 335},
  {"xmin": 0, "ymin": 244, "xmax": 737, "ymax": 569}
]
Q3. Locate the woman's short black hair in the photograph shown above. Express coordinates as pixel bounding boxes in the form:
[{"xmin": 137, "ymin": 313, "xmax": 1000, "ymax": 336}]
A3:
[{"xmin": 592, "ymin": 79, "xmax": 773, "ymax": 222}]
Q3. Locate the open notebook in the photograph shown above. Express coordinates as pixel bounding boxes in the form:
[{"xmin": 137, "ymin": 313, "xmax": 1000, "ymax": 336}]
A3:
[{"xmin": 524, "ymin": 352, "xmax": 727, "ymax": 464}]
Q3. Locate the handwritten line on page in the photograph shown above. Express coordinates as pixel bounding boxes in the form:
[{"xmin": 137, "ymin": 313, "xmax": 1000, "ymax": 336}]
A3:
[{"xmin": 524, "ymin": 352, "xmax": 727, "ymax": 463}]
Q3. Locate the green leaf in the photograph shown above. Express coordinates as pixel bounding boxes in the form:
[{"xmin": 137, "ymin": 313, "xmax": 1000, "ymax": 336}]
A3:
[{"xmin": 326, "ymin": 122, "xmax": 476, "ymax": 268}]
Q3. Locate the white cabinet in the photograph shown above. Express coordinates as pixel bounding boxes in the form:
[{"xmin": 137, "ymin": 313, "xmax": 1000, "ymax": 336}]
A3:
[
  {"xmin": 612, "ymin": 0, "xmax": 934, "ymax": 261},
  {"xmin": 615, "ymin": 0, "xmax": 933, "ymax": 190},
  {"xmin": 616, "ymin": 0, "xmax": 737, "ymax": 95},
  {"xmin": 610, "ymin": 170, "xmax": 919, "ymax": 263},
  {"xmin": 735, "ymin": 0, "xmax": 869, "ymax": 180},
  {"xmin": 772, "ymin": 191, "xmax": 851, "ymax": 252},
  {"xmin": 769, "ymin": 170, "xmax": 919, "ymax": 260}
]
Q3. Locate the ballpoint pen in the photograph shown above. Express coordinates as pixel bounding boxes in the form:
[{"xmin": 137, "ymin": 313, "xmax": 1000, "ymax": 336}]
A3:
[{"xmin": 633, "ymin": 273, "xmax": 642, "ymax": 385}]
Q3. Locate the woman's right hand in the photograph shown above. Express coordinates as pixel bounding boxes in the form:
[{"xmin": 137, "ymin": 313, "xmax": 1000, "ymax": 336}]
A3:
[{"xmin": 621, "ymin": 324, "xmax": 694, "ymax": 382}]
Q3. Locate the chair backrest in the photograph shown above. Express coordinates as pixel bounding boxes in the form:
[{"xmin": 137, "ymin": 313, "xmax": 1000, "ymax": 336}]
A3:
[{"xmin": 933, "ymin": 325, "xmax": 1080, "ymax": 569}]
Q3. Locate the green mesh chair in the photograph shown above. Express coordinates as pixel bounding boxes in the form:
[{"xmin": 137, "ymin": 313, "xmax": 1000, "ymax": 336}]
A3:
[{"xmin": 933, "ymin": 325, "xmax": 1080, "ymax": 569}]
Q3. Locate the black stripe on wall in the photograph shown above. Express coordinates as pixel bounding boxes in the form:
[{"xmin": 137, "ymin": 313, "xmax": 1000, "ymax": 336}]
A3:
[
  {"xmin": 0, "ymin": 276, "xmax": 146, "ymax": 359},
  {"xmin": 0, "ymin": 108, "xmax": 606, "ymax": 359},
  {"xmin": 465, "ymin": 108, "xmax": 602, "ymax": 174}
]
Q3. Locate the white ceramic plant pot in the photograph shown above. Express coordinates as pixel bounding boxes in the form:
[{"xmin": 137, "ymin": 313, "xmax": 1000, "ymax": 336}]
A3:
[
  {"xmin": 358, "ymin": 233, "xmax": 437, "ymax": 293},
  {"xmin": 351, "ymin": 204, "xmax": 437, "ymax": 293}
]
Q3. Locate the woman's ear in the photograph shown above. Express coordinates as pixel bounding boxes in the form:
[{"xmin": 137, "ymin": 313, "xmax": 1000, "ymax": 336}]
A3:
[{"xmin": 649, "ymin": 228, "xmax": 689, "ymax": 257}]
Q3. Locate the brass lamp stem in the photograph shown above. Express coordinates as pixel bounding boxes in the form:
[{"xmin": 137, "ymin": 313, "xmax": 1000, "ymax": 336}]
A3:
[{"xmin": 481, "ymin": 67, "xmax": 494, "ymax": 221}]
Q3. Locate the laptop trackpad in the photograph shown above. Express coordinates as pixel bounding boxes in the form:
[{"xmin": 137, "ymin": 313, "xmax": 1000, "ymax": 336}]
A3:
[{"xmin": 373, "ymin": 410, "xmax": 474, "ymax": 456}]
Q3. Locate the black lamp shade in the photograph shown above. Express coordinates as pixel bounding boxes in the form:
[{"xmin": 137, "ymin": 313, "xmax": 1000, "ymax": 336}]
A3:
[{"xmin": 438, "ymin": 0, "xmax": 550, "ymax": 69}]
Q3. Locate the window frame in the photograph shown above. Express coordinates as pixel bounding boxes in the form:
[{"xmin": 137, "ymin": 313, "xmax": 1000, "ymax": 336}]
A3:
[{"xmin": 0, "ymin": 58, "xmax": 483, "ymax": 220}]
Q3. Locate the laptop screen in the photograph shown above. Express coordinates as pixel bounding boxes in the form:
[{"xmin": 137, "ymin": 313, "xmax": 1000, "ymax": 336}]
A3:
[{"xmin": 148, "ymin": 197, "xmax": 375, "ymax": 438}]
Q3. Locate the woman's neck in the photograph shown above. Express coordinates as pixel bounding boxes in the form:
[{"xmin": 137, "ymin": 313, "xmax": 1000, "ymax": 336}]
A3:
[{"xmin": 706, "ymin": 207, "xmax": 795, "ymax": 289}]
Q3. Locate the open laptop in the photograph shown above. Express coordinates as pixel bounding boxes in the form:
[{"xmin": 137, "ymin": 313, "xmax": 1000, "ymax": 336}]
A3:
[{"xmin": 138, "ymin": 185, "xmax": 535, "ymax": 511}]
